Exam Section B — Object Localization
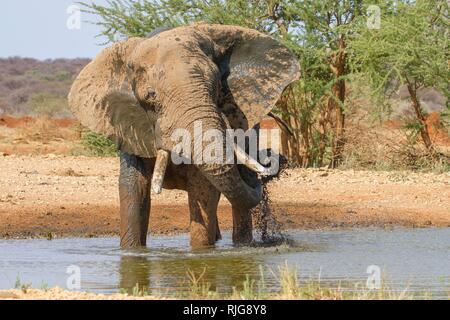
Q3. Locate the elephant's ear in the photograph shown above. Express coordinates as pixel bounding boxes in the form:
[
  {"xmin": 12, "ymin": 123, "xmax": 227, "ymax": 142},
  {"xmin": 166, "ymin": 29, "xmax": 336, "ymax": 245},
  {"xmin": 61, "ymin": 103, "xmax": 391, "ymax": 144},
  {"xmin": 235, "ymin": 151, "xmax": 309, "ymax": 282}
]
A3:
[
  {"xmin": 195, "ymin": 24, "xmax": 300, "ymax": 130},
  {"xmin": 68, "ymin": 38, "xmax": 157, "ymax": 158}
]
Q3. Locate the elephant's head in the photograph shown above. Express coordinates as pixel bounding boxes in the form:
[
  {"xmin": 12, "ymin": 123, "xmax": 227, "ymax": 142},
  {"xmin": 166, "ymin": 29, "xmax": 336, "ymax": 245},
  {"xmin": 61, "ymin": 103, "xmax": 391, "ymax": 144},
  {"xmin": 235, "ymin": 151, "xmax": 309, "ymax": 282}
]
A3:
[{"xmin": 69, "ymin": 24, "xmax": 300, "ymax": 210}]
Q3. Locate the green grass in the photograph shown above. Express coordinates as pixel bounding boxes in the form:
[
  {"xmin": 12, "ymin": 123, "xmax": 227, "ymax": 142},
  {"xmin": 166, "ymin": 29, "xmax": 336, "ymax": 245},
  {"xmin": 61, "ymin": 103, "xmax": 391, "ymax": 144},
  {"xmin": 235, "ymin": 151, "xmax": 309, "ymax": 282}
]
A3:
[{"xmin": 14, "ymin": 276, "xmax": 32, "ymax": 294}]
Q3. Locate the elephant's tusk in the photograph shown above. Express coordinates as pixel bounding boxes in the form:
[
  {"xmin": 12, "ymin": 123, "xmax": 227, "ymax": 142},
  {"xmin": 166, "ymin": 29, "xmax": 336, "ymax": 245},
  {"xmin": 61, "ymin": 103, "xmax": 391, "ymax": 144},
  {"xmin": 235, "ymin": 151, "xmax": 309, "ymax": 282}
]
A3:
[
  {"xmin": 233, "ymin": 145, "xmax": 275, "ymax": 177},
  {"xmin": 151, "ymin": 150, "xmax": 169, "ymax": 194}
]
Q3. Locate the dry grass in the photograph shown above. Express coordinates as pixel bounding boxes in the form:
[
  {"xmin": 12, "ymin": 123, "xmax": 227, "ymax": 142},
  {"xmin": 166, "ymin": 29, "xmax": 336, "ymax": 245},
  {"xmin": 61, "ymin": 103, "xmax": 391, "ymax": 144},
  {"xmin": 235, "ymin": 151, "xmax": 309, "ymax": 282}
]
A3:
[
  {"xmin": 5, "ymin": 264, "xmax": 446, "ymax": 300},
  {"xmin": 342, "ymin": 120, "xmax": 450, "ymax": 172},
  {"xmin": 178, "ymin": 263, "xmax": 438, "ymax": 300},
  {"xmin": 0, "ymin": 117, "xmax": 117, "ymax": 156},
  {"xmin": 15, "ymin": 117, "xmax": 78, "ymax": 143}
]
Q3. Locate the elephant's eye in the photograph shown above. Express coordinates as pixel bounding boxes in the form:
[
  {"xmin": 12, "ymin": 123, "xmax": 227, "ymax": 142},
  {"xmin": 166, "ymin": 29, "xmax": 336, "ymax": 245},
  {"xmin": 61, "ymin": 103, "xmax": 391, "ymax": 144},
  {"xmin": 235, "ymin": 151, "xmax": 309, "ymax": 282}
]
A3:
[{"xmin": 145, "ymin": 88, "xmax": 157, "ymax": 100}]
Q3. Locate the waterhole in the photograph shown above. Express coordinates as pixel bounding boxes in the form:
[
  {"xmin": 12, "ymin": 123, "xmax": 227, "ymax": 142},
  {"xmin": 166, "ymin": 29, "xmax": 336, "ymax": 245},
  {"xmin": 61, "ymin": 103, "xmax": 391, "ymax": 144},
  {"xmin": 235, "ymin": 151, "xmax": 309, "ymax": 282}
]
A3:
[{"xmin": 0, "ymin": 228, "xmax": 449, "ymax": 298}]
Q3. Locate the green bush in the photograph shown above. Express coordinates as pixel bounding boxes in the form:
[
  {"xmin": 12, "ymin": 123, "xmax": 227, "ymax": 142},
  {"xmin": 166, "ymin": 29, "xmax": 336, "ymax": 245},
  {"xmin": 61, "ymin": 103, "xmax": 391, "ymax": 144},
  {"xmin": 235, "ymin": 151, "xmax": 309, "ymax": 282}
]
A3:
[{"xmin": 81, "ymin": 129, "xmax": 118, "ymax": 157}]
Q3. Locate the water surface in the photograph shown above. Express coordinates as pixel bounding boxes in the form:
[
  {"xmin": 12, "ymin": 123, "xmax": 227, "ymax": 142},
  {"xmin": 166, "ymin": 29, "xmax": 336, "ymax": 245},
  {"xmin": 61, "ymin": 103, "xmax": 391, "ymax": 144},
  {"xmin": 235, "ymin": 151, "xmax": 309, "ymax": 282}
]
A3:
[{"xmin": 0, "ymin": 228, "xmax": 449, "ymax": 298}]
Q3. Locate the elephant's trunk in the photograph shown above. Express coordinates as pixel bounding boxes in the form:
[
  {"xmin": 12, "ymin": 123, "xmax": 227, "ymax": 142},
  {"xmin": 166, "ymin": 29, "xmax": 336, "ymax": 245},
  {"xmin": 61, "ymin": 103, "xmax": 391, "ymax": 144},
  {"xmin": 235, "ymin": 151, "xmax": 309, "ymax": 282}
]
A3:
[
  {"xmin": 160, "ymin": 101, "xmax": 263, "ymax": 210},
  {"xmin": 198, "ymin": 163, "xmax": 262, "ymax": 210}
]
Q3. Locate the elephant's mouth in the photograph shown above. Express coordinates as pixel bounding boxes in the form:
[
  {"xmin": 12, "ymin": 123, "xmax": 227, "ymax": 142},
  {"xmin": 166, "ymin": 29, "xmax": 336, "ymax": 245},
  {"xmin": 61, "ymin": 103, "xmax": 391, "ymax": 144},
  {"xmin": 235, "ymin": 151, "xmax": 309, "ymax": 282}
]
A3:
[
  {"xmin": 237, "ymin": 148, "xmax": 285, "ymax": 186},
  {"xmin": 148, "ymin": 100, "xmax": 282, "ymax": 209},
  {"xmin": 150, "ymin": 145, "xmax": 279, "ymax": 210},
  {"xmin": 238, "ymin": 164, "xmax": 259, "ymax": 189}
]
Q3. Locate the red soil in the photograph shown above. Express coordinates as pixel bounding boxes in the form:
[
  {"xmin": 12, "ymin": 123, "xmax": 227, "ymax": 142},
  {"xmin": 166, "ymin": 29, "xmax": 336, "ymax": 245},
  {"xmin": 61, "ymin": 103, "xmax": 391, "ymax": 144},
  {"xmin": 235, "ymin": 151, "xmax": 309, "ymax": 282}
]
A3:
[{"xmin": 0, "ymin": 116, "xmax": 77, "ymax": 129}]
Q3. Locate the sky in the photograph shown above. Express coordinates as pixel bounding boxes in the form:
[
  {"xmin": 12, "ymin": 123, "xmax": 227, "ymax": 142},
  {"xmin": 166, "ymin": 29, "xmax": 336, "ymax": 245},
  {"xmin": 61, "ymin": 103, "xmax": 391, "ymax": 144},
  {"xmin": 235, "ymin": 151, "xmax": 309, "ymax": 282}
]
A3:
[{"xmin": 0, "ymin": 0, "xmax": 110, "ymax": 60}]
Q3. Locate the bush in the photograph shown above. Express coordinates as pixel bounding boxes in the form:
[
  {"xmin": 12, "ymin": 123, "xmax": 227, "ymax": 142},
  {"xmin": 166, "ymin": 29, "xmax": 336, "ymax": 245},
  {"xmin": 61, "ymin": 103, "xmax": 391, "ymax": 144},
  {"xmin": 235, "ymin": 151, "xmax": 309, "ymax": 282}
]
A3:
[
  {"xmin": 28, "ymin": 92, "xmax": 68, "ymax": 118},
  {"xmin": 81, "ymin": 129, "xmax": 118, "ymax": 157}
]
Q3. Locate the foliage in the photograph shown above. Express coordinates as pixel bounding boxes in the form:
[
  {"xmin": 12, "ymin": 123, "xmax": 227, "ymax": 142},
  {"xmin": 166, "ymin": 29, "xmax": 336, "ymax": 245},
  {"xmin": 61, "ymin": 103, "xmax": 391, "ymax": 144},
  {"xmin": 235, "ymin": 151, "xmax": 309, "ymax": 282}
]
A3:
[
  {"xmin": 80, "ymin": 0, "xmax": 270, "ymax": 41},
  {"xmin": 81, "ymin": 0, "xmax": 367, "ymax": 167},
  {"xmin": 81, "ymin": 129, "xmax": 118, "ymax": 157},
  {"xmin": 349, "ymin": 0, "xmax": 450, "ymax": 151},
  {"xmin": 28, "ymin": 92, "xmax": 68, "ymax": 117},
  {"xmin": 351, "ymin": 0, "xmax": 449, "ymax": 97},
  {"xmin": 81, "ymin": 0, "xmax": 448, "ymax": 168}
]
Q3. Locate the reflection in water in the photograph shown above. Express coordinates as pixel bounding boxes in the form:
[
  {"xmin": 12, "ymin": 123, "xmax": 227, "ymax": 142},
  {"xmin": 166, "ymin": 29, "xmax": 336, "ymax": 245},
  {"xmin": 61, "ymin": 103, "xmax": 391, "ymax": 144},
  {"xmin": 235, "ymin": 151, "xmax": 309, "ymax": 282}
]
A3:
[
  {"xmin": 0, "ymin": 228, "xmax": 449, "ymax": 298},
  {"xmin": 119, "ymin": 251, "xmax": 262, "ymax": 295},
  {"xmin": 119, "ymin": 255, "xmax": 151, "ymax": 292}
]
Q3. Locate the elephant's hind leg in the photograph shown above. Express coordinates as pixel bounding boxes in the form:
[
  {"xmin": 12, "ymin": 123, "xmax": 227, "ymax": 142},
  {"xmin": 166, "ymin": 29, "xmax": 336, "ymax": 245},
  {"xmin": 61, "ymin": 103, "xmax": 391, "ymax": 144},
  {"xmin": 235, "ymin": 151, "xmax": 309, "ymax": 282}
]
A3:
[
  {"xmin": 187, "ymin": 169, "xmax": 221, "ymax": 248},
  {"xmin": 119, "ymin": 152, "xmax": 152, "ymax": 248}
]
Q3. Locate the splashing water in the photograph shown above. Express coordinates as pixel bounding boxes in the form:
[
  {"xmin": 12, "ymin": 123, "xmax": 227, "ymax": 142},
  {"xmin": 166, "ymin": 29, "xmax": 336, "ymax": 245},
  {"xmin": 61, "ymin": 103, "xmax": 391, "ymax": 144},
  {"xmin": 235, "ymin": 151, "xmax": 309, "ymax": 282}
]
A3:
[{"xmin": 251, "ymin": 154, "xmax": 292, "ymax": 246}]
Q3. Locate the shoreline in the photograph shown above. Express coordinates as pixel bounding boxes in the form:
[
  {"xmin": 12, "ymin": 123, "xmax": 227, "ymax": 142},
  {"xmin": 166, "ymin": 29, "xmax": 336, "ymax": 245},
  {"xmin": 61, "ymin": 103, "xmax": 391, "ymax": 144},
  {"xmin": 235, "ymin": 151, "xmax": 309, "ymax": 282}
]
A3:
[
  {"xmin": 1, "ymin": 201, "xmax": 449, "ymax": 240},
  {"xmin": 0, "ymin": 156, "xmax": 449, "ymax": 239}
]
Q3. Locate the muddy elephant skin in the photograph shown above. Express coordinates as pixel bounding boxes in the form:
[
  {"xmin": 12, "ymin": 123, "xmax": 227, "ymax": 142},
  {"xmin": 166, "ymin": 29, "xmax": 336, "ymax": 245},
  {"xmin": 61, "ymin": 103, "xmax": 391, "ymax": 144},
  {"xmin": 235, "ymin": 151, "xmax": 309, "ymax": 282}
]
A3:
[{"xmin": 68, "ymin": 24, "xmax": 300, "ymax": 248}]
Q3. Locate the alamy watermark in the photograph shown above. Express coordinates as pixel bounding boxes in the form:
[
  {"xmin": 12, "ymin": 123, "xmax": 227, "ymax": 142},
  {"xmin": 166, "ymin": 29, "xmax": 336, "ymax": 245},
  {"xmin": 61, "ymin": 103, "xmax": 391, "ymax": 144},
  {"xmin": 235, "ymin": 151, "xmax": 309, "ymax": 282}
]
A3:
[
  {"xmin": 67, "ymin": 4, "xmax": 81, "ymax": 30},
  {"xmin": 367, "ymin": 5, "xmax": 381, "ymax": 30},
  {"xmin": 166, "ymin": 120, "xmax": 281, "ymax": 174},
  {"xmin": 66, "ymin": 265, "xmax": 81, "ymax": 290},
  {"xmin": 366, "ymin": 265, "xmax": 381, "ymax": 289}
]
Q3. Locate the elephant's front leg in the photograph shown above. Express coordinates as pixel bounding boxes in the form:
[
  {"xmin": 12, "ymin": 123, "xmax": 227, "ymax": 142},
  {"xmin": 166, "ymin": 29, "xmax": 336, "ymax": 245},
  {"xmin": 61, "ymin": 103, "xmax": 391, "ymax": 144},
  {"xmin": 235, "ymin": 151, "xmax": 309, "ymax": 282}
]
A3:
[
  {"xmin": 232, "ymin": 206, "xmax": 253, "ymax": 244},
  {"xmin": 187, "ymin": 169, "xmax": 221, "ymax": 248},
  {"xmin": 119, "ymin": 152, "xmax": 152, "ymax": 248}
]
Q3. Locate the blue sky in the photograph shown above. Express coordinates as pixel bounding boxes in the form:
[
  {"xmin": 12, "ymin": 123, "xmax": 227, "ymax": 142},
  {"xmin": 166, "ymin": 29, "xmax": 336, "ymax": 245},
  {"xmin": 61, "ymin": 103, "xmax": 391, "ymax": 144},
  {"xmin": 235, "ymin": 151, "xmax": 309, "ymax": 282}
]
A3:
[{"xmin": 0, "ymin": 0, "xmax": 110, "ymax": 60}]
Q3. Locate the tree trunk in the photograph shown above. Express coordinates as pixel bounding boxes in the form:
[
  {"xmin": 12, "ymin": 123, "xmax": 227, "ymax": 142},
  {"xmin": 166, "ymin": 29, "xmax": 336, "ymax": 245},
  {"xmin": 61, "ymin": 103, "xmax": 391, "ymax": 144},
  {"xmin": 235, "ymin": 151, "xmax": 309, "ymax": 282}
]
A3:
[
  {"xmin": 317, "ymin": 99, "xmax": 331, "ymax": 167},
  {"xmin": 279, "ymin": 91, "xmax": 302, "ymax": 165},
  {"xmin": 329, "ymin": 78, "xmax": 346, "ymax": 168},
  {"xmin": 280, "ymin": 115, "xmax": 291, "ymax": 160},
  {"xmin": 329, "ymin": 37, "xmax": 347, "ymax": 168},
  {"xmin": 406, "ymin": 83, "xmax": 434, "ymax": 152}
]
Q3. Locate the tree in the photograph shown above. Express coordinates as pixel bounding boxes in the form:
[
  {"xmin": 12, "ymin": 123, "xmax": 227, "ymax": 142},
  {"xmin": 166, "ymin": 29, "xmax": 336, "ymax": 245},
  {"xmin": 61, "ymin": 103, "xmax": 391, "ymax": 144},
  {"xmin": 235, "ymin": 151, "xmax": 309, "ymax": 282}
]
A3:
[
  {"xmin": 82, "ymin": 0, "xmax": 368, "ymax": 167},
  {"xmin": 82, "ymin": 0, "xmax": 448, "ymax": 167},
  {"xmin": 275, "ymin": 1, "xmax": 364, "ymax": 167},
  {"xmin": 82, "ymin": 0, "xmax": 272, "ymax": 42},
  {"xmin": 350, "ymin": 0, "xmax": 449, "ymax": 153}
]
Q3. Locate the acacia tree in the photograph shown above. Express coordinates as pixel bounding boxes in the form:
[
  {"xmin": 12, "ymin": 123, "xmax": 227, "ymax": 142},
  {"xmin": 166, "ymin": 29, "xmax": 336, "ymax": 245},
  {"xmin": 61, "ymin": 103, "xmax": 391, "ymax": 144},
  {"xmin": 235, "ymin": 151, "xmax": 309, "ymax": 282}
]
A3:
[
  {"xmin": 88, "ymin": 1, "xmax": 449, "ymax": 167},
  {"xmin": 82, "ymin": 0, "xmax": 271, "ymax": 40},
  {"xmin": 83, "ymin": 0, "xmax": 371, "ymax": 167},
  {"xmin": 350, "ymin": 0, "xmax": 449, "ymax": 153},
  {"xmin": 268, "ymin": 0, "xmax": 365, "ymax": 167}
]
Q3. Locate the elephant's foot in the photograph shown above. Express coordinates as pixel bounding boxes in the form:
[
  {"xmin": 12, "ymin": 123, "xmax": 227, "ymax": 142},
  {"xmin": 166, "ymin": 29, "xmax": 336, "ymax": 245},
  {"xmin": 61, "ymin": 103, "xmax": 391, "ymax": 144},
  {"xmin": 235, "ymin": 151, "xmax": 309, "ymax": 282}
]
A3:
[
  {"xmin": 232, "ymin": 205, "xmax": 253, "ymax": 245},
  {"xmin": 119, "ymin": 152, "xmax": 152, "ymax": 248},
  {"xmin": 187, "ymin": 169, "xmax": 221, "ymax": 248}
]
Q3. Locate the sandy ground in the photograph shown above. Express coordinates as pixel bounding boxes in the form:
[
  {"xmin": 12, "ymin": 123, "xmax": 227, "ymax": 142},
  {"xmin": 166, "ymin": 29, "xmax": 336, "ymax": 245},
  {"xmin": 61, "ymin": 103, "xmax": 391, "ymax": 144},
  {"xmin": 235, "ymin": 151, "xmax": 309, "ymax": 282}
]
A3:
[
  {"xmin": 0, "ymin": 288, "xmax": 164, "ymax": 300},
  {"xmin": 0, "ymin": 155, "xmax": 449, "ymax": 239}
]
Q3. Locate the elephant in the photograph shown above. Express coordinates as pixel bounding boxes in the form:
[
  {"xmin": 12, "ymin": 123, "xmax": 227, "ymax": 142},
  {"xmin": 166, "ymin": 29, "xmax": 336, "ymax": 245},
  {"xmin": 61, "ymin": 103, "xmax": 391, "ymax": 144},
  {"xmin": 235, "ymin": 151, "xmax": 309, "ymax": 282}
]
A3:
[{"xmin": 68, "ymin": 23, "xmax": 300, "ymax": 249}]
